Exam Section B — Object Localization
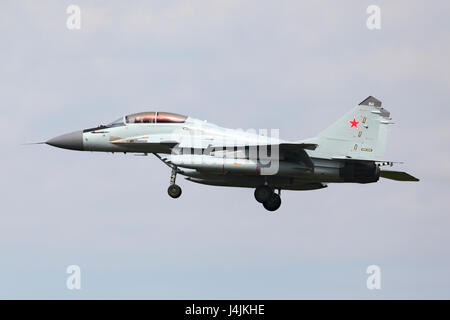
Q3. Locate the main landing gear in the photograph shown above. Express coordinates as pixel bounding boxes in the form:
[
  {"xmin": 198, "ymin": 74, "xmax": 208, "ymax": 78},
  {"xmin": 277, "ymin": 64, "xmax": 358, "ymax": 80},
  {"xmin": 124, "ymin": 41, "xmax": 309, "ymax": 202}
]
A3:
[
  {"xmin": 167, "ymin": 167, "xmax": 182, "ymax": 199},
  {"xmin": 254, "ymin": 185, "xmax": 281, "ymax": 212}
]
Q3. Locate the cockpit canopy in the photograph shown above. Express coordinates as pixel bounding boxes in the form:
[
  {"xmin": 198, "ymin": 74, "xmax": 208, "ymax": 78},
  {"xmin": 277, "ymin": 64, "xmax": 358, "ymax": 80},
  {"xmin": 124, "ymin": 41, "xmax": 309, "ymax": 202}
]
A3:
[{"xmin": 125, "ymin": 112, "xmax": 187, "ymax": 124}]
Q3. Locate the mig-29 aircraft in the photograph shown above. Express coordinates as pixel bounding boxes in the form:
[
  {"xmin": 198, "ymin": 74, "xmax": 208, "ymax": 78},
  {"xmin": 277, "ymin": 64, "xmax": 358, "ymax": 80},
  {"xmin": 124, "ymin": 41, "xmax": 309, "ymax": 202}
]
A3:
[{"xmin": 44, "ymin": 96, "xmax": 419, "ymax": 211}]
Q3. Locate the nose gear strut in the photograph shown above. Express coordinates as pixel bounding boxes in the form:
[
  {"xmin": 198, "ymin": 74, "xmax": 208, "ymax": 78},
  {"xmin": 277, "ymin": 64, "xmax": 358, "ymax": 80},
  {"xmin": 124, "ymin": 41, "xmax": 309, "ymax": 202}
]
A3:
[{"xmin": 167, "ymin": 166, "xmax": 182, "ymax": 198}]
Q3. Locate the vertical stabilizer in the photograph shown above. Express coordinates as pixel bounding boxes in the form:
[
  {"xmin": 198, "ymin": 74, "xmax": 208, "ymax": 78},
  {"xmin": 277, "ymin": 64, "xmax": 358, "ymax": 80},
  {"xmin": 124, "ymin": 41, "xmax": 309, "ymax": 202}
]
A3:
[{"xmin": 306, "ymin": 96, "xmax": 392, "ymax": 160}]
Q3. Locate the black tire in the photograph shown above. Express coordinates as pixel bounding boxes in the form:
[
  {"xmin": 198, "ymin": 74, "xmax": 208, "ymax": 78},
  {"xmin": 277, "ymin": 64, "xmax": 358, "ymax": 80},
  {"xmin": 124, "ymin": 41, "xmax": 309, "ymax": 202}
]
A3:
[
  {"xmin": 167, "ymin": 184, "xmax": 182, "ymax": 198},
  {"xmin": 263, "ymin": 193, "xmax": 281, "ymax": 211},
  {"xmin": 254, "ymin": 185, "xmax": 273, "ymax": 203}
]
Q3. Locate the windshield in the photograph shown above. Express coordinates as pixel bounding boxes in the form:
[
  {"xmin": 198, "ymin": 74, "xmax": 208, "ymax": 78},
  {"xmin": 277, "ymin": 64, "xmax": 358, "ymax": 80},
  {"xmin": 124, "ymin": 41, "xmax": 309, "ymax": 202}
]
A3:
[{"xmin": 107, "ymin": 117, "xmax": 125, "ymax": 127}]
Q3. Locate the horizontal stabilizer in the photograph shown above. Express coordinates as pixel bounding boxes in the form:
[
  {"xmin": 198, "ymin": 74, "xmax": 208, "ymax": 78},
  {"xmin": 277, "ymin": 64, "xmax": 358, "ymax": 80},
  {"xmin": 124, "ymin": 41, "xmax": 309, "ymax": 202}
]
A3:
[{"xmin": 380, "ymin": 170, "xmax": 419, "ymax": 182}]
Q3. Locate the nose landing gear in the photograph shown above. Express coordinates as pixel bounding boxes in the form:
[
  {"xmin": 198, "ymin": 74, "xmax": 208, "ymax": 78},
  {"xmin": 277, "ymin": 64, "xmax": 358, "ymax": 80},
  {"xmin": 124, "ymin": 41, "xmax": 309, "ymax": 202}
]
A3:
[
  {"xmin": 168, "ymin": 184, "xmax": 182, "ymax": 198},
  {"xmin": 254, "ymin": 185, "xmax": 281, "ymax": 211},
  {"xmin": 167, "ymin": 167, "xmax": 182, "ymax": 198}
]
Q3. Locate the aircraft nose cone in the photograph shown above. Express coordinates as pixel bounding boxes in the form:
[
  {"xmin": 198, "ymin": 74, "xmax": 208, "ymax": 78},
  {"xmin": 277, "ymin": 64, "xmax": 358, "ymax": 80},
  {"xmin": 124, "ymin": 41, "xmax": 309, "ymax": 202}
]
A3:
[{"xmin": 46, "ymin": 130, "xmax": 83, "ymax": 151}]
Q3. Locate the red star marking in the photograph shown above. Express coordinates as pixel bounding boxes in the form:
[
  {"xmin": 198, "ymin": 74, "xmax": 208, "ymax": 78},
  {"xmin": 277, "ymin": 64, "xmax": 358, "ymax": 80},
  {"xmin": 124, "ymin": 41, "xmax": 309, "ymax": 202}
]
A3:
[{"xmin": 349, "ymin": 116, "xmax": 360, "ymax": 129}]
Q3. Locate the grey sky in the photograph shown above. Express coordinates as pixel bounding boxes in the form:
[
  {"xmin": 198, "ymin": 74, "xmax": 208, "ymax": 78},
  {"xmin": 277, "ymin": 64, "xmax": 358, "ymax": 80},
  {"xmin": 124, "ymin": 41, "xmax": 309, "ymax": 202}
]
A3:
[{"xmin": 0, "ymin": 0, "xmax": 449, "ymax": 298}]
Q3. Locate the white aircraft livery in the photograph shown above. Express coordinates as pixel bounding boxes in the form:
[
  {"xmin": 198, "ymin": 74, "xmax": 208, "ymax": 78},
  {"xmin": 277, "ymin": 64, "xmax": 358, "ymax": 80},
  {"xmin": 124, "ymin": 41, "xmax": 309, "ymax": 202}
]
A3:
[{"xmin": 44, "ymin": 96, "xmax": 419, "ymax": 211}]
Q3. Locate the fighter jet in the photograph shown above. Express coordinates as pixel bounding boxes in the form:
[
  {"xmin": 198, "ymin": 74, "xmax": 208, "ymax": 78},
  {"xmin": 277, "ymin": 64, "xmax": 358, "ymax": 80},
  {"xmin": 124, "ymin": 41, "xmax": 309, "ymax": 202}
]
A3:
[{"xmin": 45, "ymin": 96, "xmax": 418, "ymax": 211}]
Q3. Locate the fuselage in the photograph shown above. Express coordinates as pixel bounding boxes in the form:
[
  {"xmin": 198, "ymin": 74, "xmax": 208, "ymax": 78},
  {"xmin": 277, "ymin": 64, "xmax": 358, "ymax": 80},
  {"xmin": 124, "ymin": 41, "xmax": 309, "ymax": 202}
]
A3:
[
  {"xmin": 44, "ymin": 97, "xmax": 419, "ymax": 212},
  {"xmin": 46, "ymin": 111, "xmax": 380, "ymax": 190}
]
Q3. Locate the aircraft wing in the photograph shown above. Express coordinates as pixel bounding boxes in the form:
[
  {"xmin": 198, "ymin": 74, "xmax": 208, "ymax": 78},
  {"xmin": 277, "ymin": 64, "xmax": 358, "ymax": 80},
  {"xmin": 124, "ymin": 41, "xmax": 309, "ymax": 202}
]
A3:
[
  {"xmin": 110, "ymin": 134, "xmax": 317, "ymax": 168},
  {"xmin": 278, "ymin": 143, "xmax": 317, "ymax": 168},
  {"xmin": 209, "ymin": 142, "xmax": 317, "ymax": 168},
  {"xmin": 279, "ymin": 143, "xmax": 318, "ymax": 151},
  {"xmin": 208, "ymin": 142, "xmax": 317, "ymax": 151}
]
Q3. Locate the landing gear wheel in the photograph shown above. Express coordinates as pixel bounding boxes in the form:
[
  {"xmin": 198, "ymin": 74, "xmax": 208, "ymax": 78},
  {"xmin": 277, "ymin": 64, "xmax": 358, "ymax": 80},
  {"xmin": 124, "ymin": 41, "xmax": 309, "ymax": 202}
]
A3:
[
  {"xmin": 254, "ymin": 185, "xmax": 273, "ymax": 203},
  {"xmin": 168, "ymin": 184, "xmax": 182, "ymax": 198},
  {"xmin": 263, "ymin": 193, "xmax": 281, "ymax": 211}
]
